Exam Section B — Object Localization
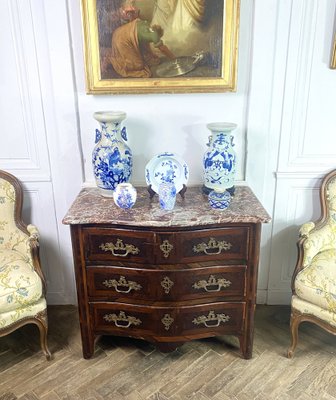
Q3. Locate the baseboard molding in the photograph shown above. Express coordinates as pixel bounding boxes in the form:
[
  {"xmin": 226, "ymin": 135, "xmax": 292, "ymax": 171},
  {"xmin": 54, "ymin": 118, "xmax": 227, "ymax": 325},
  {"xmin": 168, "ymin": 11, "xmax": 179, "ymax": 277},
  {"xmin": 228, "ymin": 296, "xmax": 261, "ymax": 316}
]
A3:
[
  {"xmin": 256, "ymin": 289, "xmax": 267, "ymax": 304},
  {"xmin": 47, "ymin": 292, "xmax": 77, "ymax": 305},
  {"xmin": 266, "ymin": 290, "xmax": 292, "ymax": 305}
]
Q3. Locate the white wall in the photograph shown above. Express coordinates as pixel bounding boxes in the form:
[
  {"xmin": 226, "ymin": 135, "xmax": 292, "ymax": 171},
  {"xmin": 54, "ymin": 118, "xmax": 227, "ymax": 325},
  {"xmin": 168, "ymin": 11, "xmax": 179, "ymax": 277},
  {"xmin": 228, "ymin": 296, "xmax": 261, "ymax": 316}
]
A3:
[
  {"xmin": 261, "ymin": 0, "xmax": 336, "ymax": 303},
  {"xmin": 1, "ymin": 0, "xmax": 336, "ymax": 304},
  {"xmin": 68, "ymin": 0, "xmax": 253, "ymax": 188},
  {"xmin": 0, "ymin": 0, "xmax": 82, "ymax": 304}
]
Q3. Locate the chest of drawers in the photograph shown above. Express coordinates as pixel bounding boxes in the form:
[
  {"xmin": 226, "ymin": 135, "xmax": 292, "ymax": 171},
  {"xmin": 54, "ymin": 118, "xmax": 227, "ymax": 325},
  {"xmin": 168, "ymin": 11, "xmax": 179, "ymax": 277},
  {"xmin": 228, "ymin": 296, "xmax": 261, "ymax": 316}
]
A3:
[{"xmin": 63, "ymin": 186, "xmax": 270, "ymax": 359}]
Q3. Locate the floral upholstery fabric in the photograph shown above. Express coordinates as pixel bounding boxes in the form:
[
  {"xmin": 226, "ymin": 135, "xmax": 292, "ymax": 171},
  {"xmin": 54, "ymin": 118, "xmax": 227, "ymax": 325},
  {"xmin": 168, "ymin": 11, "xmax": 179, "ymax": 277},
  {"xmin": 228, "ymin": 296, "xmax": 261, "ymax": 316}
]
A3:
[
  {"xmin": 0, "ymin": 177, "xmax": 45, "ymax": 330},
  {"xmin": 300, "ymin": 223, "xmax": 336, "ymax": 268},
  {"xmin": 295, "ymin": 249, "xmax": 336, "ymax": 313},
  {"xmin": 299, "ymin": 176, "xmax": 336, "ymax": 267},
  {"xmin": 0, "ymin": 298, "xmax": 46, "ymax": 330},
  {"xmin": 0, "ymin": 249, "xmax": 43, "ymax": 313},
  {"xmin": 0, "ymin": 179, "xmax": 31, "ymax": 256},
  {"xmin": 293, "ymin": 176, "xmax": 336, "ymax": 325},
  {"xmin": 292, "ymin": 295, "xmax": 336, "ymax": 327}
]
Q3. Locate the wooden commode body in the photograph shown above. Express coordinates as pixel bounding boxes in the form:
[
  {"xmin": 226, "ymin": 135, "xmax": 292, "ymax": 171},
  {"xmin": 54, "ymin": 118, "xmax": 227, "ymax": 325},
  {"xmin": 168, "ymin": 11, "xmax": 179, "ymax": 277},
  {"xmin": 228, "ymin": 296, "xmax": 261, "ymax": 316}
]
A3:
[{"xmin": 63, "ymin": 186, "xmax": 270, "ymax": 359}]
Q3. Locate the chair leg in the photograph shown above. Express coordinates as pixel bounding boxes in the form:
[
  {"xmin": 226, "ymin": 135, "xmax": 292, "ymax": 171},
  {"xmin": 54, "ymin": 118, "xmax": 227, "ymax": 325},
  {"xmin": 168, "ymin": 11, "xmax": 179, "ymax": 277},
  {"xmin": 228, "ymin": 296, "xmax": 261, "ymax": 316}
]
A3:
[
  {"xmin": 287, "ymin": 310, "xmax": 300, "ymax": 358},
  {"xmin": 35, "ymin": 310, "xmax": 51, "ymax": 360}
]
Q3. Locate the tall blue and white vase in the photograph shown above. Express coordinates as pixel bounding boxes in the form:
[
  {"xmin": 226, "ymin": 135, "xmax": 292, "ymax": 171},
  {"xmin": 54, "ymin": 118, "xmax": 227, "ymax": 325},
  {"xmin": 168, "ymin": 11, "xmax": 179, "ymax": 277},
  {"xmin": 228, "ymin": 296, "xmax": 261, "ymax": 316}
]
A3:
[
  {"xmin": 92, "ymin": 111, "xmax": 132, "ymax": 197},
  {"xmin": 158, "ymin": 182, "xmax": 177, "ymax": 211},
  {"xmin": 203, "ymin": 122, "xmax": 237, "ymax": 194}
]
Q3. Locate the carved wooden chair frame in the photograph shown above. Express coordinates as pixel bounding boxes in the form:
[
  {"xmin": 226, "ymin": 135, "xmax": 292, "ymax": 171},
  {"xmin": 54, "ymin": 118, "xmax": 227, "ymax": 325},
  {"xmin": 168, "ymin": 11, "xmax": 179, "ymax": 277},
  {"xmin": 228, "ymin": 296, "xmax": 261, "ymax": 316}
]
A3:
[
  {"xmin": 288, "ymin": 169, "xmax": 336, "ymax": 358},
  {"xmin": 0, "ymin": 170, "xmax": 51, "ymax": 359}
]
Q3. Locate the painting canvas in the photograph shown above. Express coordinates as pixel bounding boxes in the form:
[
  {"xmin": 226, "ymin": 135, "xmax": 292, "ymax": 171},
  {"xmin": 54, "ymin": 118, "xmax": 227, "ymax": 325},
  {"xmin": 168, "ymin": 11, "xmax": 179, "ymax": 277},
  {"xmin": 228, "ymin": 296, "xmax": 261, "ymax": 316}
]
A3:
[{"xmin": 81, "ymin": 0, "xmax": 240, "ymax": 94}]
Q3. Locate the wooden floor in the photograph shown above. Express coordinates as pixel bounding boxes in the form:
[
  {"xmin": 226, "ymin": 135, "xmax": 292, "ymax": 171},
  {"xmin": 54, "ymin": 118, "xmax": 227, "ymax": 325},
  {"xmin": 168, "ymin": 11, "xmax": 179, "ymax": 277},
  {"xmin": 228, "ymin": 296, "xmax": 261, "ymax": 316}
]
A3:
[{"xmin": 0, "ymin": 305, "xmax": 335, "ymax": 400}]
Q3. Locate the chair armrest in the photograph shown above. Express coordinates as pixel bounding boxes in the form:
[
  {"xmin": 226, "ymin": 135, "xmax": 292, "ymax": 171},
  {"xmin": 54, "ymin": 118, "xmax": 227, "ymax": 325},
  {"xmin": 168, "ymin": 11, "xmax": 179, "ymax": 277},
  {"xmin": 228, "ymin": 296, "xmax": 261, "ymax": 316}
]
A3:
[
  {"xmin": 27, "ymin": 224, "xmax": 39, "ymax": 249},
  {"xmin": 299, "ymin": 222, "xmax": 315, "ymax": 238},
  {"xmin": 26, "ymin": 224, "xmax": 46, "ymax": 292},
  {"xmin": 27, "ymin": 224, "xmax": 39, "ymax": 239}
]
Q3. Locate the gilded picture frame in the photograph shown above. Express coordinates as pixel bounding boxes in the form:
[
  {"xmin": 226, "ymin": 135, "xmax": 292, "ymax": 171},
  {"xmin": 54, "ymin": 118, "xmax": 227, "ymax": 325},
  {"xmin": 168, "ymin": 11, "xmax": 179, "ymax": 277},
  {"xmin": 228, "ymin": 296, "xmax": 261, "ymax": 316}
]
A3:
[{"xmin": 81, "ymin": 0, "xmax": 240, "ymax": 94}]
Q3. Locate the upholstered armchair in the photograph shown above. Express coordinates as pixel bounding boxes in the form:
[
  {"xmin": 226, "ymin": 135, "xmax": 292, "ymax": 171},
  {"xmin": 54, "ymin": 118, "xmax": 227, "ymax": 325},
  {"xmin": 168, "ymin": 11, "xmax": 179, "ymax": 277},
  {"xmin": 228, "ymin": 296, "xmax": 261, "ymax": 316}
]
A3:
[
  {"xmin": 288, "ymin": 169, "xmax": 336, "ymax": 358},
  {"xmin": 0, "ymin": 170, "xmax": 50, "ymax": 359}
]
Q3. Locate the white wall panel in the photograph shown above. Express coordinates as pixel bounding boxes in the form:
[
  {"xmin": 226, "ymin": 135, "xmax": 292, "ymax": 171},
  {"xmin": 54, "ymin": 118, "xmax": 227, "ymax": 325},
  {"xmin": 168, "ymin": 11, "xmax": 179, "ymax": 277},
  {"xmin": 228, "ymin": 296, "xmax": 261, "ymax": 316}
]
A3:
[
  {"xmin": 0, "ymin": 0, "xmax": 82, "ymax": 304},
  {"xmin": 0, "ymin": 1, "xmax": 28, "ymax": 160},
  {"xmin": 257, "ymin": 0, "xmax": 336, "ymax": 304},
  {"xmin": 22, "ymin": 184, "xmax": 66, "ymax": 304},
  {"xmin": 247, "ymin": 0, "xmax": 336, "ymax": 304},
  {"xmin": 246, "ymin": 0, "xmax": 293, "ymax": 304},
  {"xmin": 29, "ymin": 0, "xmax": 84, "ymax": 304},
  {"xmin": 278, "ymin": 0, "xmax": 336, "ymax": 173},
  {"xmin": 267, "ymin": 177, "xmax": 321, "ymax": 304},
  {"xmin": 0, "ymin": 0, "xmax": 51, "ymax": 180}
]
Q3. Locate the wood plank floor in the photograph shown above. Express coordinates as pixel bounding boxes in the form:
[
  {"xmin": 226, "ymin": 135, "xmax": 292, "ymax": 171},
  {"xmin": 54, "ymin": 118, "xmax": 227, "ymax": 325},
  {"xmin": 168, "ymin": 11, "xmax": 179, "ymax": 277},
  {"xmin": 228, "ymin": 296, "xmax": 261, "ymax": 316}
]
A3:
[{"xmin": 0, "ymin": 305, "xmax": 335, "ymax": 399}]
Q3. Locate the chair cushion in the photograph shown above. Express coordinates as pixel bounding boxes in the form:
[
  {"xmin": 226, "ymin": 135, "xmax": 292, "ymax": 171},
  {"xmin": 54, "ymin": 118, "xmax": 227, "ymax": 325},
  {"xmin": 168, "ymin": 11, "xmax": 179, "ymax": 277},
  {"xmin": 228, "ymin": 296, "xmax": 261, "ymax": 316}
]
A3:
[
  {"xmin": 295, "ymin": 249, "xmax": 336, "ymax": 314},
  {"xmin": 292, "ymin": 295, "xmax": 336, "ymax": 327},
  {"xmin": 0, "ymin": 249, "xmax": 43, "ymax": 313}
]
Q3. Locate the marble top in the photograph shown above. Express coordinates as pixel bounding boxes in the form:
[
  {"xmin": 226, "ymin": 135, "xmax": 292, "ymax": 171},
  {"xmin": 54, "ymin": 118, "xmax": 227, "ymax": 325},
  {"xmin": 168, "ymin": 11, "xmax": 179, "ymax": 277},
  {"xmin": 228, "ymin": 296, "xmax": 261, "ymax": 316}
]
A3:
[{"xmin": 63, "ymin": 186, "xmax": 270, "ymax": 228}]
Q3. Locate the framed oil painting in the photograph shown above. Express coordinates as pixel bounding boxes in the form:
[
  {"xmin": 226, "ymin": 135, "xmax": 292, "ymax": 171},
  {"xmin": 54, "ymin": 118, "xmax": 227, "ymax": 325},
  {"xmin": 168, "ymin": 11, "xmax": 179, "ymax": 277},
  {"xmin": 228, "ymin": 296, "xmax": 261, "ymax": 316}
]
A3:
[{"xmin": 81, "ymin": 0, "xmax": 240, "ymax": 94}]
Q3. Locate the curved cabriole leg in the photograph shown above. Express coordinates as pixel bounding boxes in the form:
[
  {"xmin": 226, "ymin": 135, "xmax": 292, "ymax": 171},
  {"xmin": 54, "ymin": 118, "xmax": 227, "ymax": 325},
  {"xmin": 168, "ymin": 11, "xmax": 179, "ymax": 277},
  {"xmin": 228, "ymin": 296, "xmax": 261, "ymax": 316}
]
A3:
[
  {"xmin": 287, "ymin": 310, "xmax": 300, "ymax": 358},
  {"xmin": 35, "ymin": 310, "xmax": 51, "ymax": 360}
]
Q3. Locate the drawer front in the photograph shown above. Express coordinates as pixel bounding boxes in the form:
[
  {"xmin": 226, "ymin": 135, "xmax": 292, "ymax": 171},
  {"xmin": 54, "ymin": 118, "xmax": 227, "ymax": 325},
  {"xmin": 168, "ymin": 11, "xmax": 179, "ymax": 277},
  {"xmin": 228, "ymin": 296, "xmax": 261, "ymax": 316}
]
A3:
[
  {"xmin": 83, "ymin": 228, "xmax": 154, "ymax": 264},
  {"xmin": 179, "ymin": 302, "xmax": 244, "ymax": 335},
  {"xmin": 184, "ymin": 266, "xmax": 246, "ymax": 299},
  {"xmin": 91, "ymin": 302, "xmax": 176, "ymax": 336},
  {"xmin": 91, "ymin": 302, "xmax": 244, "ymax": 337},
  {"xmin": 87, "ymin": 265, "xmax": 247, "ymax": 301},
  {"xmin": 87, "ymin": 267, "xmax": 155, "ymax": 300},
  {"xmin": 178, "ymin": 227, "xmax": 249, "ymax": 263}
]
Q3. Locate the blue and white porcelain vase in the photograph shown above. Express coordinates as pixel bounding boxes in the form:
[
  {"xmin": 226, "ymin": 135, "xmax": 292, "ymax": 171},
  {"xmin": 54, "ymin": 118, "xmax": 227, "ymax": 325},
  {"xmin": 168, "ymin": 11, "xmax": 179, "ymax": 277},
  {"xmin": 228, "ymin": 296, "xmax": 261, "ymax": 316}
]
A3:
[
  {"xmin": 208, "ymin": 189, "xmax": 231, "ymax": 210},
  {"xmin": 158, "ymin": 182, "xmax": 176, "ymax": 211},
  {"xmin": 92, "ymin": 111, "xmax": 132, "ymax": 197},
  {"xmin": 113, "ymin": 183, "xmax": 137, "ymax": 209},
  {"xmin": 203, "ymin": 122, "xmax": 237, "ymax": 194}
]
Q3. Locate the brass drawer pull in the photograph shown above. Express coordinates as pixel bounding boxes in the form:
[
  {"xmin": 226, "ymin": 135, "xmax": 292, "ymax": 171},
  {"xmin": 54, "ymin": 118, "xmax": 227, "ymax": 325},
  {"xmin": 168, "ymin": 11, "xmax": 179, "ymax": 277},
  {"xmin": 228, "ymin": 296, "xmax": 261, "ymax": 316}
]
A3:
[
  {"xmin": 193, "ymin": 275, "xmax": 232, "ymax": 292},
  {"xmin": 161, "ymin": 276, "xmax": 174, "ymax": 294},
  {"xmin": 192, "ymin": 310, "xmax": 230, "ymax": 328},
  {"xmin": 161, "ymin": 314, "xmax": 174, "ymax": 331},
  {"xmin": 103, "ymin": 311, "xmax": 141, "ymax": 328},
  {"xmin": 102, "ymin": 276, "xmax": 142, "ymax": 293},
  {"xmin": 193, "ymin": 237, "xmax": 232, "ymax": 255},
  {"xmin": 160, "ymin": 240, "xmax": 174, "ymax": 258},
  {"xmin": 100, "ymin": 239, "xmax": 140, "ymax": 257}
]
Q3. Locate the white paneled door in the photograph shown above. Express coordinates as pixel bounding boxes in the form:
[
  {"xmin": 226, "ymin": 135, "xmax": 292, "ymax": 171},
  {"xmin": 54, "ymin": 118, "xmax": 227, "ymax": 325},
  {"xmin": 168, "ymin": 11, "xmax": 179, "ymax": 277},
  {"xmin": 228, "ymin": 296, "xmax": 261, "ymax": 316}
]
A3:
[
  {"xmin": 268, "ymin": 0, "xmax": 336, "ymax": 303},
  {"xmin": 0, "ymin": 0, "xmax": 82, "ymax": 304}
]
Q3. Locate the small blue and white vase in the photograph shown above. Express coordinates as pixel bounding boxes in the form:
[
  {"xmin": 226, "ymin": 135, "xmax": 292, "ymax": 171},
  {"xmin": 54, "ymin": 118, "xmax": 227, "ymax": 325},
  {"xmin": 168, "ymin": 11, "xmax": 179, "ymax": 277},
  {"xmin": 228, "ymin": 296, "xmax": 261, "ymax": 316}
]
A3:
[
  {"xmin": 92, "ymin": 111, "xmax": 132, "ymax": 197},
  {"xmin": 113, "ymin": 183, "xmax": 137, "ymax": 209},
  {"xmin": 208, "ymin": 189, "xmax": 231, "ymax": 210},
  {"xmin": 158, "ymin": 182, "xmax": 176, "ymax": 211},
  {"xmin": 203, "ymin": 122, "xmax": 237, "ymax": 195}
]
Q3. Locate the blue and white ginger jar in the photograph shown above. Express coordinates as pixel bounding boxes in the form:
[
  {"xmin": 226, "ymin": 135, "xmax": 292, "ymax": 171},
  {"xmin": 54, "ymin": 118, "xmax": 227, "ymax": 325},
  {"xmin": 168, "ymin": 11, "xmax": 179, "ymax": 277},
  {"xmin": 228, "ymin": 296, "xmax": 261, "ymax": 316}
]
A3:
[
  {"xmin": 113, "ymin": 183, "xmax": 137, "ymax": 209},
  {"xmin": 92, "ymin": 111, "xmax": 132, "ymax": 197},
  {"xmin": 208, "ymin": 189, "xmax": 231, "ymax": 210},
  {"xmin": 203, "ymin": 122, "xmax": 237, "ymax": 193}
]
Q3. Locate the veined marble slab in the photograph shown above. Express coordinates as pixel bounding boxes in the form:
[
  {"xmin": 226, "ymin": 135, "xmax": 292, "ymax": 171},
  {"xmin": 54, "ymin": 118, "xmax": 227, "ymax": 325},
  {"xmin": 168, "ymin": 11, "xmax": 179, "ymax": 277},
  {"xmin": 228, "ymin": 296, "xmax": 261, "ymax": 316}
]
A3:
[{"xmin": 63, "ymin": 186, "xmax": 271, "ymax": 227}]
